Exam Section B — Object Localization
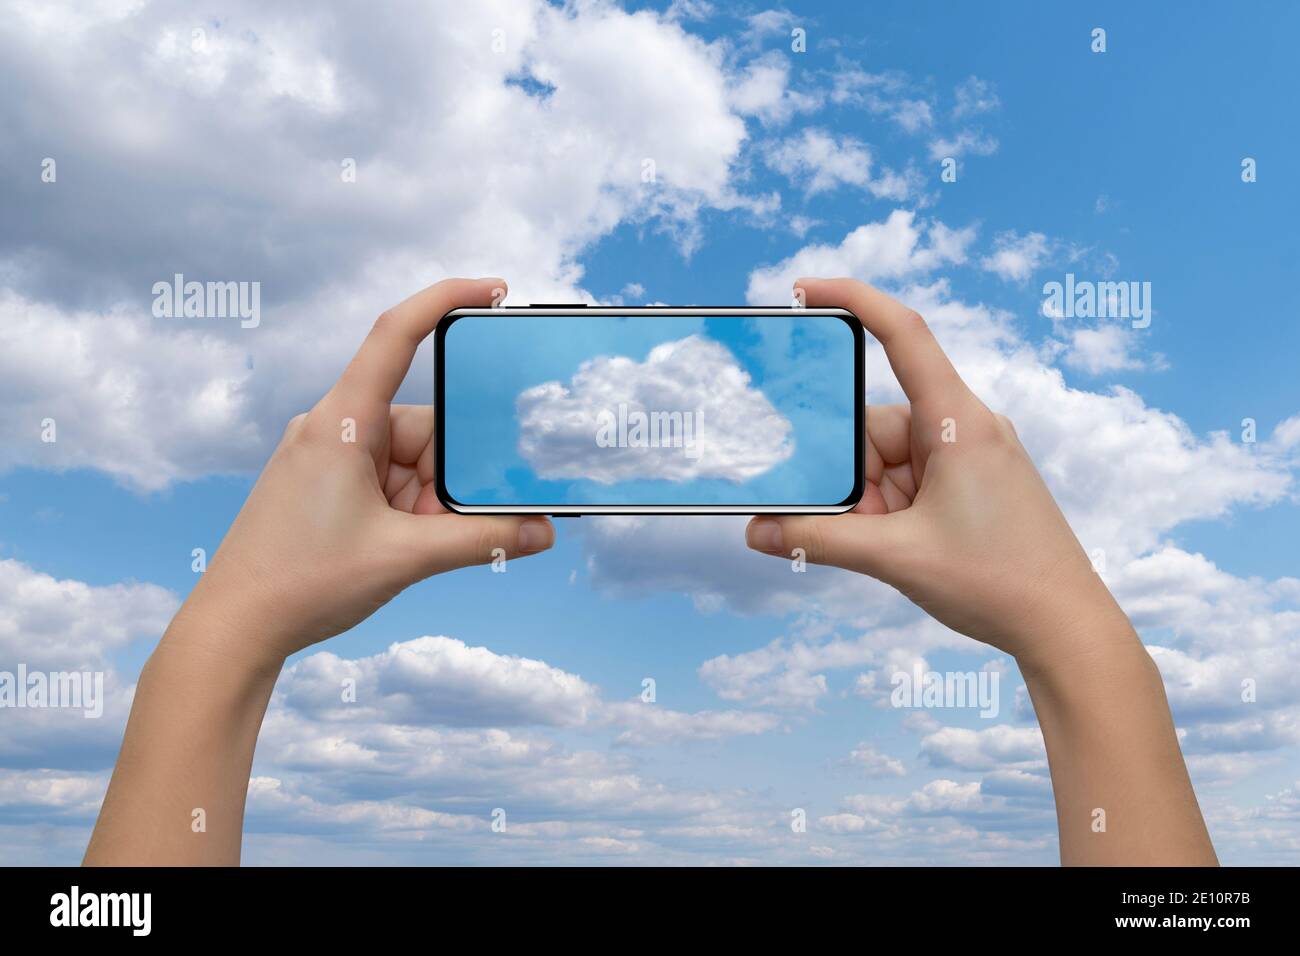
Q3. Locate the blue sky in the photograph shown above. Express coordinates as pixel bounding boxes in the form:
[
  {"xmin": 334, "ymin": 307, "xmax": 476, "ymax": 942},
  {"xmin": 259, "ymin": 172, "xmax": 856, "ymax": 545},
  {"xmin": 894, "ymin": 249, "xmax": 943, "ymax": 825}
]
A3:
[
  {"xmin": 1, "ymin": 0, "xmax": 1298, "ymax": 865},
  {"xmin": 441, "ymin": 312, "xmax": 858, "ymax": 505}
]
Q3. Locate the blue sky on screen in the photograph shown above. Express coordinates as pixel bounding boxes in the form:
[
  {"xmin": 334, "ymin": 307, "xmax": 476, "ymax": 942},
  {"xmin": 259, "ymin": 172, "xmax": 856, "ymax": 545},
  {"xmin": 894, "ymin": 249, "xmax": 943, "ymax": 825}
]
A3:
[
  {"xmin": 1, "ymin": 0, "xmax": 1299, "ymax": 865},
  {"xmin": 441, "ymin": 313, "xmax": 857, "ymax": 505}
]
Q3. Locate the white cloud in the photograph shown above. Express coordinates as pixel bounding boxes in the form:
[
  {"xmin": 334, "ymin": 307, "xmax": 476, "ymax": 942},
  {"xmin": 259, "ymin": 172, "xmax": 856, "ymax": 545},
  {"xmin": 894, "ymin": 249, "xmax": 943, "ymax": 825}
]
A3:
[
  {"xmin": 830, "ymin": 69, "xmax": 934, "ymax": 133},
  {"xmin": 605, "ymin": 703, "xmax": 781, "ymax": 746},
  {"xmin": 0, "ymin": 558, "xmax": 176, "ymax": 669},
  {"xmin": 1059, "ymin": 325, "xmax": 1146, "ymax": 374},
  {"xmin": 727, "ymin": 52, "xmax": 820, "ymax": 126},
  {"xmin": 979, "ymin": 230, "xmax": 1050, "ymax": 283},
  {"xmin": 666, "ymin": 0, "xmax": 715, "ymax": 22},
  {"xmin": 764, "ymin": 128, "xmax": 918, "ymax": 200},
  {"xmin": 516, "ymin": 335, "xmax": 794, "ymax": 484},
  {"xmin": 277, "ymin": 633, "xmax": 783, "ymax": 749},
  {"xmin": 888, "ymin": 282, "xmax": 1292, "ymax": 565},
  {"xmin": 1269, "ymin": 414, "xmax": 1300, "ymax": 452},
  {"xmin": 278, "ymin": 635, "xmax": 601, "ymax": 728},
  {"xmin": 0, "ymin": 291, "xmax": 263, "ymax": 489},
  {"xmin": 745, "ymin": 210, "xmax": 975, "ymax": 304},
  {"xmin": 588, "ymin": 216, "xmax": 1284, "ymax": 614},
  {"xmin": 0, "ymin": 560, "xmax": 170, "ymax": 764},
  {"xmin": 0, "ymin": 0, "xmax": 773, "ymax": 489},
  {"xmin": 1098, "ymin": 547, "xmax": 1300, "ymax": 729},
  {"xmin": 919, "ymin": 725, "xmax": 1046, "ymax": 772},
  {"xmin": 696, "ymin": 617, "xmax": 966, "ymax": 709},
  {"xmin": 846, "ymin": 742, "xmax": 907, "ymax": 778},
  {"xmin": 0, "ymin": 768, "xmax": 108, "ymax": 815},
  {"xmin": 952, "ymin": 76, "xmax": 1000, "ymax": 119},
  {"xmin": 7, "ymin": 3, "xmax": 1300, "ymax": 869},
  {"xmin": 927, "ymin": 129, "xmax": 998, "ymax": 161},
  {"xmin": 818, "ymin": 776, "xmax": 1058, "ymax": 861}
]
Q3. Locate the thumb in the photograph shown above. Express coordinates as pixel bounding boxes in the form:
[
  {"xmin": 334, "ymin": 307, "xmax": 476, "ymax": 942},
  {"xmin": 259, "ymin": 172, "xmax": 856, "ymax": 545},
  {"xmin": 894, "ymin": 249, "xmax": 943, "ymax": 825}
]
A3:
[
  {"xmin": 745, "ymin": 511, "xmax": 913, "ymax": 585},
  {"xmin": 386, "ymin": 511, "xmax": 555, "ymax": 581}
]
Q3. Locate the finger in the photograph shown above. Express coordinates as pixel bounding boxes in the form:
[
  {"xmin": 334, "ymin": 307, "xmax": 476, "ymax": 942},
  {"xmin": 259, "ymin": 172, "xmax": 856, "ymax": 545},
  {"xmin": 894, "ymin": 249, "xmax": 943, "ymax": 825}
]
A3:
[
  {"xmin": 746, "ymin": 511, "xmax": 914, "ymax": 584},
  {"xmin": 867, "ymin": 403, "xmax": 911, "ymax": 467},
  {"xmin": 412, "ymin": 482, "xmax": 444, "ymax": 514},
  {"xmin": 387, "ymin": 512, "xmax": 555, "ymax": 579},
  {"xmin": 878, "ymin": 466, "xmax": 916, "ymax": 510},
  {"xmin": 863, "ymin": 404, "xmax": 912, "ymax": 512},
  {"xmin": 797, "ymin": 277, "xmax": 970, "ymax": 406},
  {"xmin": 389, "ymin": 404, "xmax": 435, "ymax": 464},
  {"xmin": 855, "ymin": 481, "xmax": 890, "ymax": 516},
  {"xmin": 384, "ymin": 463, "xmax": 422, "ymax": 510},
  {"xmin": 333, "ymin": 277, "xmax": 505, "ymax": 406}
]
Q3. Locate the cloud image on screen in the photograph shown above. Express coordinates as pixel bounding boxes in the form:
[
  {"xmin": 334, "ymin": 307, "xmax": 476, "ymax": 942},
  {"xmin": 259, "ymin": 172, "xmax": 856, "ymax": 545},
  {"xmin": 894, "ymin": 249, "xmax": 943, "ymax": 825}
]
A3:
[
  {"xmin": 439, "ymin": 312, "xmax": 857, "ymax": 507},
  {"xmin": 515, "ymin": 335, "xmax": 794, "ymax": 485}
]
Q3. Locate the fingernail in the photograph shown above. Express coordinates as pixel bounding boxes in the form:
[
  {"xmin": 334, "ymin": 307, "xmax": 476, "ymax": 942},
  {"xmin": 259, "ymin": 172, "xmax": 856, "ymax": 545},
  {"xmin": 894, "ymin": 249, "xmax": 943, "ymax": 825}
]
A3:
[
  {"xmin": 747, "ymin": 518, "xmax": 784, "ymax": 554},
  {"xmin": 518, "ymin": 520, "xmax": 552, "ymax": 553}
]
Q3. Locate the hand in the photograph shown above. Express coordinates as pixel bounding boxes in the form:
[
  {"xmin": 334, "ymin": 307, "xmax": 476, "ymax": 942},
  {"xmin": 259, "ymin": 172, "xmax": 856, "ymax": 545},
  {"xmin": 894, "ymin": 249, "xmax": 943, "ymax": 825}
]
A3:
[
  {"xmin": 746, "ymin": 277, "xmax": 1134, "ymax": 674},
  {"xmin": 182, "ymin": 277, "xmax": 554, "ymax": 667}
]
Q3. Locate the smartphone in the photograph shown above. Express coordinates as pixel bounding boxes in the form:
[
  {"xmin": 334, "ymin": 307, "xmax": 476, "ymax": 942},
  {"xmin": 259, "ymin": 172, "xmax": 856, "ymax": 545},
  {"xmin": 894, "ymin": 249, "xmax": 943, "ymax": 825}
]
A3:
[{"xmin": 435, "ymin": 306, "xmax": 864, "ymax": 515}]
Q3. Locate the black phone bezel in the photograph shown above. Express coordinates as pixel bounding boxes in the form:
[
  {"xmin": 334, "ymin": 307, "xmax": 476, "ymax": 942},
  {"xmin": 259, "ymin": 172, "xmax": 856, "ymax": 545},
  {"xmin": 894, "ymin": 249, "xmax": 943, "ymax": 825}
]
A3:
[{"xmin": 433, "ymin": 306, "xmax": 865, "ymax": 516}]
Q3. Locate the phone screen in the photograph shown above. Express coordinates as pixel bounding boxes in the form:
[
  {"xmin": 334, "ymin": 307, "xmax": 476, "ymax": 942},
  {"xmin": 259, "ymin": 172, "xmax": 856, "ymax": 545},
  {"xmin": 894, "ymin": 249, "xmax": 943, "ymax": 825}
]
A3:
[{"xmin": 435, "ymin": 308, "xmax": 863, "ymax": 514}]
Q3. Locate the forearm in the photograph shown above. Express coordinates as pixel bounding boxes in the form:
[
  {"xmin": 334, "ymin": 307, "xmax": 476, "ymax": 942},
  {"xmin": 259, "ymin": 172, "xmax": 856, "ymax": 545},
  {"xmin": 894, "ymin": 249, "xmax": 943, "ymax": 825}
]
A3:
[
  {"xmin": 84, "ymin": 601, "xmax": 284, "ymax": 866},
  {"xmin": 1019, "ymin": 606, "xmax": 1217, "ymax": 866}
]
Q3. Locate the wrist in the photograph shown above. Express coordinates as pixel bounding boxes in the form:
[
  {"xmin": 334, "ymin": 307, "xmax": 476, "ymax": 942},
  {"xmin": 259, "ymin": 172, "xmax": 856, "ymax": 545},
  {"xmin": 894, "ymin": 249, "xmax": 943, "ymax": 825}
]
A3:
[
  {"xmin": 1012, "ymin": 592, "xmax": 1147, "ymax": 691},
  {"xmin": 163, "ymin": 585, "xmax": 289, "ymax": 686}
]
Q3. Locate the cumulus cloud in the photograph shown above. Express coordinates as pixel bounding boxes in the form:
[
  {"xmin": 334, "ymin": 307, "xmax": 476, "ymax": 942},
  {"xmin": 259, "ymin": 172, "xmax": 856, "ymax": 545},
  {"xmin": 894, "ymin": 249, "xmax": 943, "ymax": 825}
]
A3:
[
  {"xmin": 1102, "ymin": 546, "xmax": 1300, "ymax": 740},
  {"xmin": 0, "ymin": 549, "xmax": 796, "ymax": 862},
  {"xmin": 1271, "ymin": 415, "xmax": 1300, "ymax": 452},
  {"xmin": 516, "ymin": 335, "xmax": 794, "ymax": 484},
  {"xmin": 696, "ymin": 616, "xmax": 970, "ymax": 710},
  {"xmin": 919, "ymin": 725, "xmax": 1046, "ymax": 772},
  {"xmin": 278, "ymin": 636, "xmax": 601, "ymax": 728},
  {"xmin": 745, "ymin": 210, "xmax": 975, "ymax": 304},
  {"xmin": 1059, "ymin": 325, "xmax": 1147, "ymax": 374},
  {"xmin": 569, "ymin": 214, "xmax": 1300, "ymax": 832},
  {"xmin": 8, "ymin": 3, "xmax": 1300, "ymax": 868},
  {"xmin": 0, "ymin": 768, "xmax": 109, "ymax": 817},
  {"xmin": 727, "ymin": 52, "xmax": 820, "ymax": 126},
  {"xmin": 0, "ymin": 0, "xmax": 779, "ymax": 488},
  {"xmin": 577, "ymin": 513, "xmax": 918, "ymax": 622},
  {"xmin": 0, "ymin": 559, "xmax": 172, "ymax": 765},
  {"xmin": 846, "ymin": 742, "xmax": 907, "ymax": 778},
  {"xmin": 0, "ymin": 559, "xmax": 176, "ymax": 670},
  {"xmin": 0, "ymin": 291, "xmax": 263, "ymax": 489},
  {"xmin": 979, "ymin": 230, "xmax": 1051, "ymax": 283},
  {"xmin": 835, "ymin": 271, "xmax": 1290, "ymax": 565},
  {"xmin": 764, "ymin": 128, "xmax": 918, "ymax": 200},
  {"xmin": 818, "ymin": 777, "xmax": 1057, "ymax": 862},
  {"xmin": 252, "ymin": 697, "xmax": 756, "ymax": 856},
  {"xmin": 605, "ymin": 702, "xmax": 781, "ymax": 746},
  {"xmin": 584, "ymin": 215, "xmax": 1291, "ymax": 625}
]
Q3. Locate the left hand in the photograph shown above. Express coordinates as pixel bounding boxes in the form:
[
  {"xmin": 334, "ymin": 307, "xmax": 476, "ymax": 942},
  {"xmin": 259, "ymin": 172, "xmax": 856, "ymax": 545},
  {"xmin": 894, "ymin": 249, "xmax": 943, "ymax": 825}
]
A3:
[{"xmin": 180, "ymin": 277, "xmax": 554, "ymax": 667}]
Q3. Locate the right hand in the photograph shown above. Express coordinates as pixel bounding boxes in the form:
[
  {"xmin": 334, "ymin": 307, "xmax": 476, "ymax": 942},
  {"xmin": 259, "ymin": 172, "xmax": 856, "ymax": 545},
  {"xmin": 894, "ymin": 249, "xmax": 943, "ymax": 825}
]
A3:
[{"xmin": 745, "ymin": 277, "xmax": 1137, "ymax": 674}]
